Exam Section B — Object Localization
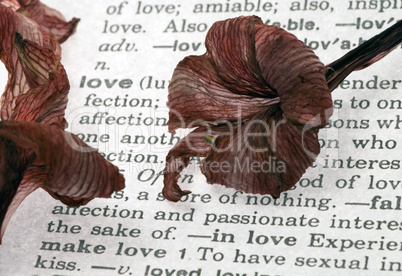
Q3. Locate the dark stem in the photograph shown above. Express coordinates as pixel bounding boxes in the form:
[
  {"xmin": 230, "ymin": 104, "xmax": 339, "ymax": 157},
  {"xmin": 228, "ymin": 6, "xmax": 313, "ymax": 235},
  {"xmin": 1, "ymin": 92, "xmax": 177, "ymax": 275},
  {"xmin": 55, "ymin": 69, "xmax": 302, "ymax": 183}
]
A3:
[{"xmin": 326, "ymin": 20, "xmax": 401, "ymax": 91}]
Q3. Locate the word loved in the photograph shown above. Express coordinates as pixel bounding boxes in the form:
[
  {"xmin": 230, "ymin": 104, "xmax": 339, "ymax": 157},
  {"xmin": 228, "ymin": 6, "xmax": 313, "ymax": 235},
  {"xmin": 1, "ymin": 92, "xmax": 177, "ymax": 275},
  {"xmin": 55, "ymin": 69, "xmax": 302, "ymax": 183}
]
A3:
[
  {"xmin": 144, "ymin": 265, "xmax": 201, "ymax": 276},
  {"xmin": 216, "ymin": 270, "xmax": 247, "ymax": 276}
]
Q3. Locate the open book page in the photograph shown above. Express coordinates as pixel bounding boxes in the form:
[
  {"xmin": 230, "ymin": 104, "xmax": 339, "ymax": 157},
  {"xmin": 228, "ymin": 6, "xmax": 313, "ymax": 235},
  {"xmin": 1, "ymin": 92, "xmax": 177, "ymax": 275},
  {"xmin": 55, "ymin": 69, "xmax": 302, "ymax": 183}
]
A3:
[{"xmin": 0, "ymin": 0, "xmax": 401, "ymax": 275}]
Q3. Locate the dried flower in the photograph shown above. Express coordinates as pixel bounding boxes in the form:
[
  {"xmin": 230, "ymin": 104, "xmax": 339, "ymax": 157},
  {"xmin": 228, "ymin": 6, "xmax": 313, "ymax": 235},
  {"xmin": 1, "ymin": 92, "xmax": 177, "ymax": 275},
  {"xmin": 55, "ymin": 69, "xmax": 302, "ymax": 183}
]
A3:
[
  {"xmin": 163, "ymin": 16, "xmax": 401, "ymax": 202},
  {"xmin": 0, "ymin": 3, "xmax": 124, "ymax": 243}
]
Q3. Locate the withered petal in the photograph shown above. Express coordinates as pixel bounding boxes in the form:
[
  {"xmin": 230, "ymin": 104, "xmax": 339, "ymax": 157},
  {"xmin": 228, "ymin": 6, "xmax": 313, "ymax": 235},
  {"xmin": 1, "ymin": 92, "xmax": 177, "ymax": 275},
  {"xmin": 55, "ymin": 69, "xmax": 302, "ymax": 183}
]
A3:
[
  {"xmin": 0, "ymin": 121, "xmax": 125, "ymax": 203},
  {"xmin": 0, "ymin": 121, "xmax": 125, "ymax": 242},
  {"xmin": 11, "ymin": 33, "xmax": 69, "ymax": 128},
  {"xmin": 201, "ymin": 106, "xmax": 320, "ymax": 198},
  {"xmin": 163, "ymin": 125, "xmax": 228, "ymax": 201},
  {"xmin": 16, "ymin": 0, "xmax": 80, "ymax": 43},
  {"xmin": 204, "ymin": 16, "xmax": 277, "ymax": 98},
  {"xmin": 168, "ymin": 55, "xmax": 278, "ymax": 132},
  {"xmin": 0, "ymin": 164, "xmax": 42, "ymax": 244},
  {"xmin": 0, "ymin": 5, "xmax": 61, "ymax": 121},
  {"xmin": 252, "ymin": 16, "xmax": 332, "ymax": 127},
  {"xmin": 167, "ymin": 16, "xmax": 281, "ymax": 133},
  {"xmin": 1, "ymin": 0, "xmax": 79, "ymax": 44},
  {"xmin": 0, "ymin": 0, "xmax": 18, "ymax": 9}
]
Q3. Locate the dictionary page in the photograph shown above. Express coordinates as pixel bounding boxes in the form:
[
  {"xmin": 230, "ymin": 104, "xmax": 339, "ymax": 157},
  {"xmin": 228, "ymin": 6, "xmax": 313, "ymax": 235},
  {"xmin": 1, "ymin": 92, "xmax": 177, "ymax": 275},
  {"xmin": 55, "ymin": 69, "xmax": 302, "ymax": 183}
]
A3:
[{"xmin": 0, "ymin": 0, "xmax": 401, "ymax": 275}]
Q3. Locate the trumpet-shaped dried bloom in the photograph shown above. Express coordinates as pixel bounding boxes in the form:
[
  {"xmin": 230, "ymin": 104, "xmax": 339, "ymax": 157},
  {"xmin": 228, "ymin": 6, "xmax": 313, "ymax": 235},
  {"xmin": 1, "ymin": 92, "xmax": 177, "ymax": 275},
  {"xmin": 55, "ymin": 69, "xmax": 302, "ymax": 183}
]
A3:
[
  {"xmin": 0, "ymin": 4, "xmax": 124, "ymax": 243},
  {"xmin": 163, "ymin": 16, "xmax": 332, "ymax": 201},
  {"xmin": 163, "ymin": 16, "xmax": 401, "ymax": 202}
]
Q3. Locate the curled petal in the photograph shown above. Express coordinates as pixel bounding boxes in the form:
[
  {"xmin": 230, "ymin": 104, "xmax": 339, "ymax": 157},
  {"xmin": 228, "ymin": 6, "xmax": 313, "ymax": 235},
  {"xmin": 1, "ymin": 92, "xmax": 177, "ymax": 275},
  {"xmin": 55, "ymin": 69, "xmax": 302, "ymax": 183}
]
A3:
[
  {"xmin": 0, "ymin": 121, "xmax": 125, "ymax": 202},
  {"xmin": 0, "ymin": 121, "xmax": 125, "ymax": 243},
  {"xmin": 253, "ymin": 17, "xmax": 332, "ymax": 127},
  {"xmin": 163, "ymin": 126, "xmax": 226, "ymax": 201},
  {"xmin": 11, "ymin": 32, "xmax": 69, "ymax": 128},
  {"xmin": 1, "ymin": 0, "xmax": 79, "ymax": 44},
  {"xmin": 204, "ymin": 16, "xmax": 277, "ymax": 98},
  {"xmin": 16, "ymin": 0, "xmax": 80, "ymax": 43},
  {"xmin": 0, "ymin": 5, "xmax": 61, "ymax": 120},
  {"xmin": 201, "ymin": 107, "xmax": 320, "ymax": 198}
]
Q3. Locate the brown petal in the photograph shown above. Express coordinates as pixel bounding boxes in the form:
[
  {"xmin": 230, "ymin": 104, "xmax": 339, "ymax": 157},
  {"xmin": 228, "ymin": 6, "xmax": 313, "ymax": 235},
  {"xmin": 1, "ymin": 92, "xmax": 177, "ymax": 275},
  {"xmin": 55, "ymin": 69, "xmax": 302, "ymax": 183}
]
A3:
[
  {"xmin": 163, "ymin": 125, "xmax": 229, "ymax": 201},
  {"xmin": 252, "ymin": 16, "xmax": 332, "ymax": 127},
  {"xmin": 168, "ymin": 55, "xmax": 278, "ymax": 132},
  {"xmin": 0, "ymin": 0, "xmax": 19, "ymax": 9},
  {"xmin": 11, "ymin": 32, "xmax": 69, "ymax": 128},
  {"xmin": 167, "ymin": 16, "xmax": 284, "ymax": 133},
  {"xmin": 16, "ymin": 0, "xmax": 79, "ymax": 43},
  {"xmin": 0, "ymin": 5, "xmax": 61, "ymax": 121},
  {"xmin": 0, "ymin": 121, "xmax": 125, "ymax": 200},
  {"xmin": 0, "ymin": 121, "xmax": 125, "ymax": 242},
  {"xmin": 204, "ymin": 16, "xmax": 277, "ymax": 98},
  {"xmin": 201, "ymin": 106, "xmax": 320, "ymax": 198}
]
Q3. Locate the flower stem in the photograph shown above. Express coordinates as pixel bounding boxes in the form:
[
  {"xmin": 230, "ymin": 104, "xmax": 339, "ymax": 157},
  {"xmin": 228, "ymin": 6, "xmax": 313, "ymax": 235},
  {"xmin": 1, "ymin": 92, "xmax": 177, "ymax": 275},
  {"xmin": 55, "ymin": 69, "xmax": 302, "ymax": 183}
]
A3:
[{"xmin": 326, "ymin": 20, "xmax": 401, "ymax": 91}]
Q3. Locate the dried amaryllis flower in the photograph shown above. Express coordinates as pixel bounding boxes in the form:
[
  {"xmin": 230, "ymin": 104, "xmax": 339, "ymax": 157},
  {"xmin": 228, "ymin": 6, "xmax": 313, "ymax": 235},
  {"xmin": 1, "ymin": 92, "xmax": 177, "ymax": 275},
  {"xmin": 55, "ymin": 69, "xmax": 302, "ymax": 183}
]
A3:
[
  {"xmin": 0, "ymin": 4, "xmax": 124, "ymax": 243},
  {"xmin": 163, "ymin": 16, "xmax": 401, "ymax": 202}
]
